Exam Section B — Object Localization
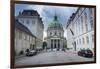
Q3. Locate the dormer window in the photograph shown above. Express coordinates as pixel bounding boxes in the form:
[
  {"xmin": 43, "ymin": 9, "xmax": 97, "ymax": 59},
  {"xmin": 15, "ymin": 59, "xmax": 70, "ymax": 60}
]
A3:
[
  {"xmin": 28, "ymin": 12, "xmax": 31, "ymax": 15},
  {"xmin": 55, "ymin": 31, "xmax": 57, "ymax": 35},
  {"xmin": 50, "ymin": 32, "xmax": 52, "ymax": 36}
]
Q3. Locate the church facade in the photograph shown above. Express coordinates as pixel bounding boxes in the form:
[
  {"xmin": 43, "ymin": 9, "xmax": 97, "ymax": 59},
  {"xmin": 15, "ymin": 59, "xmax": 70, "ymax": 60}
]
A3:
[
  {"xmin": 45, "ymin": 15, "xmax": 66, "ymax": 50},
  {"xmin": 66, "ymin": 8, "xmax": 95, "ymax": 52}
]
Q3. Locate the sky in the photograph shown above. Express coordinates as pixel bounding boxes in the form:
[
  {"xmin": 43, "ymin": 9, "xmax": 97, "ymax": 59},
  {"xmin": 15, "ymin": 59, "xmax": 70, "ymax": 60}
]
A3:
[{"xmin": 15, "ymin": 4, "xmax": 78, "ymax": 38}]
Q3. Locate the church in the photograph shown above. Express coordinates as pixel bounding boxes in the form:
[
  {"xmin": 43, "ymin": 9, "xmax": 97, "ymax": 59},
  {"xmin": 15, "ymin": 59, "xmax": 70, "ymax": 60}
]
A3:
[{"xmin": 45, "ymin": 15, "xmax": 66, "ymax": 50}]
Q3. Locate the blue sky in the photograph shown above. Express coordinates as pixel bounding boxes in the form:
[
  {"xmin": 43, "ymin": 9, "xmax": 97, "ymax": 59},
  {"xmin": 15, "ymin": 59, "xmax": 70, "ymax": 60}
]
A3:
[{"xmin": 15, "ymin": 4, "xmax": 78, "ymax": 38}]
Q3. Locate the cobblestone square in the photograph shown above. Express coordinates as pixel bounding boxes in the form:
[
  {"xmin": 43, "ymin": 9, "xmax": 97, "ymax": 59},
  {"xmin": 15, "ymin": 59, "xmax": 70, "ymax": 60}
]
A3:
[{"xmin": 15, "ymin": 50, "xmax": 94, "ymax": 66}]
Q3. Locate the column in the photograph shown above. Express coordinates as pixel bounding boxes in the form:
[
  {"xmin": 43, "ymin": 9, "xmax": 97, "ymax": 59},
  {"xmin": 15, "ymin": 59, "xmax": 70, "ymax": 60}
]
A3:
[
  {"xmin": 59, "ymin": 40, "xmax": 62, "ymax": 48},
  {"xmin": 58, "ymin": 40, "xmax": 59, "ymax": 49},
  {"xmin": 56, "ymin": 39, "xmax": 58, "ymax": 48}
]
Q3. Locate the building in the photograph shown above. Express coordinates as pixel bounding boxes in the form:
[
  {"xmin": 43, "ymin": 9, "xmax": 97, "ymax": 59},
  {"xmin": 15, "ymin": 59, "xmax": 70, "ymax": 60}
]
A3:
[
  {"xmin": 15, "ymin": 20, "xmax": 36, "ymax": 55},
  {"xmin": 66, "ymin": 7, "xmax": 94, "ymax": 52},
  {"xmin": 16, "ymin": 10, "xmax": 44, "ymax": 50},
  {"xmin": 45, "ymin": 15, "xmax": 66, "ymax": 50}
]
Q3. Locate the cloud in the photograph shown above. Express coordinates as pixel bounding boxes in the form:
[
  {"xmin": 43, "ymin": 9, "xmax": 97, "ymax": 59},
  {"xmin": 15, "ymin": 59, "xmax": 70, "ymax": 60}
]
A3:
[
  {"xmin": 43, "ymin": 31, "xmax": 47, "ymax": 38},
  {"xmin": 15, "ymin": 4, "xmax": 78, "ymax": 38}
]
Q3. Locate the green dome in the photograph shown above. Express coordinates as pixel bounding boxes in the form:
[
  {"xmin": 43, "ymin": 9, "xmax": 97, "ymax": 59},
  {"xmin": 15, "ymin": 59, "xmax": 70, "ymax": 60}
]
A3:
[{"xmin": 48, "ymin": 16, "xmax": 63, "ymax": 30}]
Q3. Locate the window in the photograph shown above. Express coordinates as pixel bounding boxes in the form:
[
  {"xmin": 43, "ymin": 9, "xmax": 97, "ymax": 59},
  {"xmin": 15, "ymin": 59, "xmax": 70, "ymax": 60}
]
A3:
[
  {"xmin": 25, "ymin": 34, "xmax": 27, "ymax": 40},
  {"xmin": 19, "ymin": 31, "xmax": 22, "ymax": 39},
  {"xmin": 29, "ymin": 36, "xmax": 32, "ymax": 41},
  {"xmin": 55, "ymin": 31, "xmax": 57, "ymax": 35},
  {"xmin": 79, "ymin": 39, "xmax": 81, "ymax": 44},
  {"xmin": 78, "ymin": 19, "xmax": 80, "ymax": 34},
  {"xmin": 89, "ymin": 8, "xmax": 94, "ymax": 30},
  {"xmin": 24, "ymin": 34, "xmax": 25, "ymax": 40},
  {"xmin": 32, "ymin": 20, "xmax": 35, "ymax": 24},
  {"xmin": 86, "ymin": 36, "xmax": 89, "ymax": 44},
  {"xmin": 28, "ymin": 12, "xmax": 31, "ymax": 15},
  {"xmin": 27, "ymin": 35, "xmax": 29, "ymax": 41},
  {"xmin": 81, "ymin": 16, "xmax": 83, "ymax": 23},
  {"xmin": 76, "ymin": 22, "xmax": 78, "ymax": 33},
  {"xmin": 81, "ymin": 16, "xmax": 83, "ymax": 31},
  {"xmin": 59, "ymin": 32, "xmax": 61, "ymax": 36},
  {"xmin": 92, "ymin": 34, "xmax": 94, "ymax": 42},
  {"xmin": 90, "ymin": 19, "xmax": 94, "ymax": 30},
  {"xmin": 84, "ymin": 12, "xmax": 88, "ymax": 31},
  {"xmin": 89, "ymin": 8, "xmax": 93, "ymax": 15},
  {"xmin": 26, "ymin": 20, "xmax": 29, "ymax": 24},
  {"xmin": 50, "ymin": 32, "xmax": 52, "ymax": 36},
  {"xmin": 22, "ymin": 20, "xmax": 24, "ymax": 24},
  {"xmin": 82, "ymin": 38, "xmax": 84, "ymax": 44}
]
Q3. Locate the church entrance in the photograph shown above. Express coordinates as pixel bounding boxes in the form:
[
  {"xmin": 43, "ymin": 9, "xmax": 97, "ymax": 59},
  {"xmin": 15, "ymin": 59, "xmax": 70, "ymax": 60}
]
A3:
[
  {"xmin": 51, "ymin": 39, "xmax": 60, "ymax": 50},
  {"xmin": 54, "ymin": 40, "xmax": 56, "ymax": 48}
]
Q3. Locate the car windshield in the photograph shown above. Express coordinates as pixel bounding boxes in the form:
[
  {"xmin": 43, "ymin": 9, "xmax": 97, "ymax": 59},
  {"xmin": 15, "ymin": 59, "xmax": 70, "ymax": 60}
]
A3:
[{"xmin": 87, "ymin": 50, "xmax": 92, "ymax": 53}]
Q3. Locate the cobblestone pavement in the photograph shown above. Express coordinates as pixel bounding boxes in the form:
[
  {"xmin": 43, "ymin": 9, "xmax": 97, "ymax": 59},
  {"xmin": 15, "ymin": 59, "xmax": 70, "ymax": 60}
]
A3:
[{"xmin": 15, "ymin": 50, "xmax": 94, "ymax": 66}]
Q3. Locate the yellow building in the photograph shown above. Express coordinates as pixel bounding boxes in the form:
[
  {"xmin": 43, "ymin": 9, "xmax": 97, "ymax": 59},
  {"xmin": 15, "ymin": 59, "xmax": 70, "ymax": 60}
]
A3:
[
  {"xmin": 16, "ymin": 10, "xmax": 44, "ymax": 50},
  {"xmin": 15, "ymin": 20, "xmax": 36, "ymax": 56}
]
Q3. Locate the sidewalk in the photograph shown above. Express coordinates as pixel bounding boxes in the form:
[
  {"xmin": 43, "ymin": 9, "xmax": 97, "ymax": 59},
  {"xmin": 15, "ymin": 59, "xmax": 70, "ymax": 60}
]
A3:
[
  {"xmin": 65, "ymin": 50, "xmax": 77, "ymax": 54},
  {"xmin": 15, "ymin": 54, "xmax": 26, "ymax": 59}
]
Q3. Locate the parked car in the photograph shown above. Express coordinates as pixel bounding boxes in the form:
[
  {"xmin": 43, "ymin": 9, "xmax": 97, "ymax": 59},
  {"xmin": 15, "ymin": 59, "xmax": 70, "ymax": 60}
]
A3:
[
  {"xmin": 26, "ymin": 50, "xmax": 37, "ymax": 56},
  {"xmin": 56, "ymin": 48, "xmax": 59, "ymax": 51},
  {"xmin": 62, "ymin": 48, "xmax": 66, "ymax": 52},
  {"xmin": 78, "ymin": 49, "xmax": 93, "ymax": 58}
]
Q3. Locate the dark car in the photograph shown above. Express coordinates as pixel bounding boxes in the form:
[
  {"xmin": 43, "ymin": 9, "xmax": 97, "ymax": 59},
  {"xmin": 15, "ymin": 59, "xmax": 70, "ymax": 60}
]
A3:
[
  {"xmin": 57, "ymin": 48, "xmax": 59, "ymax": 51},
  {"xmin": 26, "ymin": 50, "xmax": 37, "ymax": 56},
  {"xmin": 78, "ymin": 49, "xmax": 85, "ymax": 56},
  {"xmin": 78, "ymin": 49, "xmax": 93, "ymax": 58},
  {"xmin": 85, "ymin": 49, "xmax": 93, "ymax": 57}
]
